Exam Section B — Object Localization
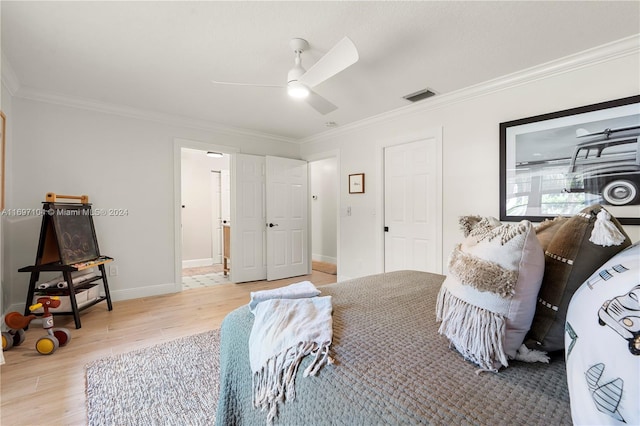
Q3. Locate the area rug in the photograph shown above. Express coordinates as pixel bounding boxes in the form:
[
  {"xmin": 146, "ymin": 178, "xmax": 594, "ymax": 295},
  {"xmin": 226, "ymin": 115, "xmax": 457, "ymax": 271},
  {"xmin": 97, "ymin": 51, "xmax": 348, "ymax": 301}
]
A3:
[{"xmin": 86, "ymin": 329, "xmax": 220, "ymax": 426}]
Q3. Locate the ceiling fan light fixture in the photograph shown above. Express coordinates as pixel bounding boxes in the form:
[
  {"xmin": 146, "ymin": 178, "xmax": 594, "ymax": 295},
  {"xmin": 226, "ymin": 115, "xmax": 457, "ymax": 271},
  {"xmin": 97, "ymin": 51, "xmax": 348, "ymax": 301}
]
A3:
[
  {"xmin": 210, "ymin": 36, "xmax": 358, "ymax": 114},
  {"xmin": 287, "ymin": 81, "xmax": 310, "ymax": 99}
]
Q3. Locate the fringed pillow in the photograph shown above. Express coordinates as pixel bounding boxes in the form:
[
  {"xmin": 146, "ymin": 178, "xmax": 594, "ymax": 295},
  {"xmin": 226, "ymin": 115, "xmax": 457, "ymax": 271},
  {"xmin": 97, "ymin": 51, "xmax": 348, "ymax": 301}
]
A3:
[
  {"xmin": 436, "ymin": 217, "xmax": 546, "ymax": 371},
  {"xmin": 525, "ymin": 205, "xmax": 631, "ymax": 353}
]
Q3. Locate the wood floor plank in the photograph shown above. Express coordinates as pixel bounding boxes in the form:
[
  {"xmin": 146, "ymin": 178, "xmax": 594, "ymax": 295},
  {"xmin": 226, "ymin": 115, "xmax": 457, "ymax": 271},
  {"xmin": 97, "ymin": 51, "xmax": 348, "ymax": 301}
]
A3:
[{"xmin": 0, "ymin": 271, "xmax": 336, "ymax": 425}]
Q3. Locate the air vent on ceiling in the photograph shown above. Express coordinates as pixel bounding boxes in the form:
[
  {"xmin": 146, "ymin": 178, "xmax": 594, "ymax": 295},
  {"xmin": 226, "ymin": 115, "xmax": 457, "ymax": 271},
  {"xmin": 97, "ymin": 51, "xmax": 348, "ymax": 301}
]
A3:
[{"xmin": 403, "ymin": 88, "xmax": 436, "ymax": 103}]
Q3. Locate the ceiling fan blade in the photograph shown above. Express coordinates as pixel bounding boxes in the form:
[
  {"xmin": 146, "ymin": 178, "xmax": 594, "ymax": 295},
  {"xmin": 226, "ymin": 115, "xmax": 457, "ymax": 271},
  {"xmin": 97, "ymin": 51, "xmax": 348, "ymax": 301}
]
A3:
[
  {"xmin": 211, "ymin": 80, "xmax": 283, "ymax": 88},
  {"xmin": 305, "ymin": 90, "xmax": 338, "ymax": 115},
  {"xmin": 299, "ymin": 37, "xmax": 358, "ymax": 88}
]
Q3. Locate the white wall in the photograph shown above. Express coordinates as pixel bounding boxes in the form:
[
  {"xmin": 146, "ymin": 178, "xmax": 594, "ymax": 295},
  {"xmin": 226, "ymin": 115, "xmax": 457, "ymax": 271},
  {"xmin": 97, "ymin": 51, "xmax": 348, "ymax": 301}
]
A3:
[
  {"xmin": 3, "ymin": 38, "xmax": 639, "ymax": 308},
  {"xmin": 1, "ymin": 14, "xmax": 7, "ymax": 363},
  {"xmin": 180, "ymin": 148, "xmax": 229, "ymax": 266},
  {"xmin": 301, "ymin": 49, "xmax": 640, "ymax": 281},
  {"xmin": 5, "ymin": 98, "xmax": 298, "ymax": 309},
  {"xmin": 1, "ymin": 76, "xmax": 13, "ymax": 315},
  {"xmin": 310, "ymin": 157, "xmax": 337, "ymax": 264}
]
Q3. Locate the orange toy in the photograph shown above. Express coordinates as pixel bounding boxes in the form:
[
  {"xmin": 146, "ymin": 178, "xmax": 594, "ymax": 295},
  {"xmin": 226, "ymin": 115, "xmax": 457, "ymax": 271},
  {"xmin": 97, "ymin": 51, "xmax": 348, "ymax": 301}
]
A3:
[
  {"xmin": 1, "ymin": 312, "xmax": 33, "ymax": 350},
  {"xmin": 2, "ymin": 297, "xmax": 72, "ymax": 355}
]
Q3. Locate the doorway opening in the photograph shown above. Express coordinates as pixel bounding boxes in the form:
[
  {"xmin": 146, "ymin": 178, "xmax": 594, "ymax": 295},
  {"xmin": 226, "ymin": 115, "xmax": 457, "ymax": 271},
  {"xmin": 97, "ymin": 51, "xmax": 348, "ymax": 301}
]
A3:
[
  {"xmin": 175, "ymin": 140, "xmax": 332, "ymax": 288},
  {"xmin": 180, "ymin": 148, "xmax": 231, "ymax": 289},
  {"xmin": 309, "ymin": 157, "xmax": 338, "ymax": 276}
]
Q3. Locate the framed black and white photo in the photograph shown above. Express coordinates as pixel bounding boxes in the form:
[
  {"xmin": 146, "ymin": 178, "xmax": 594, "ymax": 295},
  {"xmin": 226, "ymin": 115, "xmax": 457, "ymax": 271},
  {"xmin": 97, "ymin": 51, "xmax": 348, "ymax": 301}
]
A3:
[
  {"xmin": 499, "ymin": 95, "xmax": 640, "ymax": 225},
  {"xmin": 349, "ymin": 173, "xmax": 365, "ymax": 194}
]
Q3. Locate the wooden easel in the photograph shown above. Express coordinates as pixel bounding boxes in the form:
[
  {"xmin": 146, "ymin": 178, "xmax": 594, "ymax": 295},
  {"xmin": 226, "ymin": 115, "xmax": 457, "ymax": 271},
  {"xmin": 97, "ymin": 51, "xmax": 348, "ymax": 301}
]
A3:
[{"xmin": 19, "ymin": 193, "xmax": 114, "ymax": 329}]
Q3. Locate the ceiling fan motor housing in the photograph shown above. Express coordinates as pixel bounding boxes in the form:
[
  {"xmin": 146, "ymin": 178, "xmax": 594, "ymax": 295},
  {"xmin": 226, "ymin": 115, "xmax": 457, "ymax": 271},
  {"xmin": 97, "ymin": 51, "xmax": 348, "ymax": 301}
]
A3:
[
  {"xmin": 287, "ymin": 64, "xmax": 305, "ymax": 84},
  {"xmin": 288, "ymin": 38, "xmax": 309, "ymax": 84},
  {"xmin": 287, "ymin": 39, "xmax": 310, "ymax": 98}
]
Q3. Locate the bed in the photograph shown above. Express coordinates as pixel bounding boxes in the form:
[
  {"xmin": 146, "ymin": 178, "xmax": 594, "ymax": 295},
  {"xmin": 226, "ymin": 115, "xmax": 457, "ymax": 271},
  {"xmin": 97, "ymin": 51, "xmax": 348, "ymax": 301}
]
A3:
[{"xmin": 215, "ymin": 270, "xmax": 571, "ymax": 425}]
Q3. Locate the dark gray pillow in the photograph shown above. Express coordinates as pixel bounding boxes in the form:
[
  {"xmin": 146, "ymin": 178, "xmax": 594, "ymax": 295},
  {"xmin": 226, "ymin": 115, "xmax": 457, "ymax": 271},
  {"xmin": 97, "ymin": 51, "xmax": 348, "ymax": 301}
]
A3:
[
  {"xmin": 525, "ymin": 205, "xmax": 631, "ymax": 352},
  {"xmin": 535, "ymin": 216, "xmax": 568, "ymax": 252}
]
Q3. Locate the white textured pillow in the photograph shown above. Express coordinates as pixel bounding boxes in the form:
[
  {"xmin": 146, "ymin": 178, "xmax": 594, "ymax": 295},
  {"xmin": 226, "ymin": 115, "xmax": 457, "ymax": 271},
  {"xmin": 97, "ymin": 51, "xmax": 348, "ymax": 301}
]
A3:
[
  {"xmin": 436, "ymin": 218, "xmax": 545, "ymax": 370},
  {"xmin": 565, "ymin": 242, "xmax": 639, "ymax": 425}
]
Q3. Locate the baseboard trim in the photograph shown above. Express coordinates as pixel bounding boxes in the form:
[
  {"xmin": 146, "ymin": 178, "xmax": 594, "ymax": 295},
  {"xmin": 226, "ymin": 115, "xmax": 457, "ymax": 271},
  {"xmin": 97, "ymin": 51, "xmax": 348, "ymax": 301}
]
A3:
[{"xmin": 312, "ymin": 254, "xmax": 337, "ymax": 264}]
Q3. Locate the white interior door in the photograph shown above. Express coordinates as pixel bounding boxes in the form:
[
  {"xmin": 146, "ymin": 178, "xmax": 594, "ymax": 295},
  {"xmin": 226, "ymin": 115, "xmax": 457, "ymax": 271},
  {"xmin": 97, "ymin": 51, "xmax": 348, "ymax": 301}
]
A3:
[
  {"xmin": 266, "ymin": 156, "xmax": 309, "ymax": 281},
  {"xmin": 220, "ymin": 170, "xmax": 231, "ymax": 224},
  {"xmin": 211, "ymin": 171, "xmax": 222, "ymax": 264},
  {"xmin": 221, "ymin": 169, "xmax": 231, "ymax": 225},
  {"xmin": 384, "ymin": 139, "xmax": 439, "ymax": 273},
  {"xmin": 230, "ymin": 154, "xmax": 267, "ymax": 283}
]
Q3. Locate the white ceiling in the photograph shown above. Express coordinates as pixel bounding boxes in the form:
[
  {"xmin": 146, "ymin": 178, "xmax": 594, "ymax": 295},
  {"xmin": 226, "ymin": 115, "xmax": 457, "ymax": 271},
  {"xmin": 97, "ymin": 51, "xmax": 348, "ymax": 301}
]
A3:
[{"xmin": 2, "ymin": 1, "xmax": 639, "ymax": 141}]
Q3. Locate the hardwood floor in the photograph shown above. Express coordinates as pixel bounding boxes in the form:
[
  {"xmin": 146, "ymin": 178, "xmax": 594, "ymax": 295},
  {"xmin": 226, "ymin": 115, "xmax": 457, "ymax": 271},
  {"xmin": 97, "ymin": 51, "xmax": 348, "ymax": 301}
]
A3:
[{"xmin": 0, "ymin": 271, "xmax": 337, "ymax": 425}]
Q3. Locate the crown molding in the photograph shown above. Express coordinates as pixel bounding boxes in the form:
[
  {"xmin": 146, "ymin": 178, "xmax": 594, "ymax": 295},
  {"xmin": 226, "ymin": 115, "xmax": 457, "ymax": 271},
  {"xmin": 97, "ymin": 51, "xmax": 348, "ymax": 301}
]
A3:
[
  {"xmin": 301, "ymin": 34, "xmax": 640, "ymax": 145},
  {"xmin": 1, "ymin": 53, "xmax": 21, "ymax": 96},
  {"xmin": 11, "ymin": 85, "xmax": 297, "ymax": 145},
  {"xmin": 4, "ymin": 45, "xmax": 294, "ymax": 143},
  {"xmin": 5, "ymin": 34, "xmax": 639, "ymax": 146}
]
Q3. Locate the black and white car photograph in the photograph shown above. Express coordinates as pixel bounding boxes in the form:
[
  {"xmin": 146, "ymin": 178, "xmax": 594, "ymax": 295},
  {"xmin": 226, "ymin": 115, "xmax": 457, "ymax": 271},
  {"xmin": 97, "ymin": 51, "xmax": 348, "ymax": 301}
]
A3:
[{"xmin": 500, "ymin": 95, "xmax": 640, "ymax": 224}]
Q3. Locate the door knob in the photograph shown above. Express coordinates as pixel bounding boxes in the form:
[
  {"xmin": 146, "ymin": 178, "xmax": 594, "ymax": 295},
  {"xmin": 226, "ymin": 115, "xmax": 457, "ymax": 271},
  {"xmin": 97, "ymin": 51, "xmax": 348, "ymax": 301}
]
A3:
[{"xmin": 268, "ymin": 223, "xmax": 279, "ymax": 228}]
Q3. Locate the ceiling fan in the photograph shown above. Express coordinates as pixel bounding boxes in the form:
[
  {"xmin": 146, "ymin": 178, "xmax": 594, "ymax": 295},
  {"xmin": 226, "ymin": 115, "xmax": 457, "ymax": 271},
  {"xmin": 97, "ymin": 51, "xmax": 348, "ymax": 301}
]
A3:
[{"xmin": 211, "ymin": 37, "xmax": 359, "ymax": 115}]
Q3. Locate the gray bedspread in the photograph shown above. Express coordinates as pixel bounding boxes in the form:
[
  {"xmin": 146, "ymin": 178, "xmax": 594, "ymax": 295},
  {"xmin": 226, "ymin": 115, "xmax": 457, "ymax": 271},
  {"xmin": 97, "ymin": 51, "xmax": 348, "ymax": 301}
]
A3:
[{"xmin": 216, "ymin": 270, "xmax": 571, "ymax": 425}]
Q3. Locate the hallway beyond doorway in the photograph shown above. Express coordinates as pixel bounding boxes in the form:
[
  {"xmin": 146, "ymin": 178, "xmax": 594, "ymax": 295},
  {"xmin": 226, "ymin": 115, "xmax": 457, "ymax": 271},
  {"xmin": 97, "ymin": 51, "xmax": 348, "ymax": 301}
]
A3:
[{"xmin": 182, "ymin": 264, "xmax": 230, "ymax": 289}]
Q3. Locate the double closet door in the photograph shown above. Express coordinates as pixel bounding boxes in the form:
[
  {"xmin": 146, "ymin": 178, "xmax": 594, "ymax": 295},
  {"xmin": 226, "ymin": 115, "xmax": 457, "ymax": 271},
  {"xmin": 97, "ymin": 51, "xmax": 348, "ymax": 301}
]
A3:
[{"xmin": 231, "ymin": 154, "xmax": 309, "ymax": 283}]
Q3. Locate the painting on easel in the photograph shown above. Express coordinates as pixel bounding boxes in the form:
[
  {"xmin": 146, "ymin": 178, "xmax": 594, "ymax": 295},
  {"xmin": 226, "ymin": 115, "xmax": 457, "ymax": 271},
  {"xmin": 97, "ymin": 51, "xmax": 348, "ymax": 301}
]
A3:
[{"xmin": 52, "ymin": 205, "xmax": 100, "ymax": 264}]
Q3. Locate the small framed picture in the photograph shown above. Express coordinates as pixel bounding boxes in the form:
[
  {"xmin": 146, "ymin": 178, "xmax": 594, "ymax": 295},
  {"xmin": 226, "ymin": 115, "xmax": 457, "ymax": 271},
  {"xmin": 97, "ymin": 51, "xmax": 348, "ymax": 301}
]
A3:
[{"xmin": 349, "ymin": 173, "xmax": 365, "ymax": 194}]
